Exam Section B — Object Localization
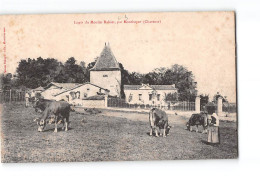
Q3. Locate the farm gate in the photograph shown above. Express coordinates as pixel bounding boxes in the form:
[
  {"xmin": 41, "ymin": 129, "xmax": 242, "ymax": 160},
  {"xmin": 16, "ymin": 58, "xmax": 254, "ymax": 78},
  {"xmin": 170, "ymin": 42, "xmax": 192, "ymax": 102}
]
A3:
[{"xmin": 0, "ymin": 90, "xmax": 26, "ymax": 103}]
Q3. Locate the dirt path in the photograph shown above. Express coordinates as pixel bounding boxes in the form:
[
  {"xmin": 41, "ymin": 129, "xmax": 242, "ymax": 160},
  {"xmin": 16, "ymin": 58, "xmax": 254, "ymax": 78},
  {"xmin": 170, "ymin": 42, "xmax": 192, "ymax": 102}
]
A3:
[{"xmin": 101, "ymin": 109, "xmax": 187, "ymax": 125}]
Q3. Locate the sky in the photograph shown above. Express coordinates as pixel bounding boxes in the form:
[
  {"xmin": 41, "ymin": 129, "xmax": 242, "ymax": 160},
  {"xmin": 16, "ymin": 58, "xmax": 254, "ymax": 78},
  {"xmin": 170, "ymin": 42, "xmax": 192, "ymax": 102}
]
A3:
[{"xmin": 0, "ymin": 12, "xmax": 236, "ymax": 102}]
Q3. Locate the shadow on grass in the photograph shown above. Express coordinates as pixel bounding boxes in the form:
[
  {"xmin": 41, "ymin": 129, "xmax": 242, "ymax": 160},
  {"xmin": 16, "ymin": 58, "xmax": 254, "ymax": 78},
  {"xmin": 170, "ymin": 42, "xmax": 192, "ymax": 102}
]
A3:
[
  {"xmin": 201, "ymin": 140, "xmax": 220, "ymax": 146},
  {"xmin": 42, "ymin": 127, "xmax": 73, "ymax": 133}
]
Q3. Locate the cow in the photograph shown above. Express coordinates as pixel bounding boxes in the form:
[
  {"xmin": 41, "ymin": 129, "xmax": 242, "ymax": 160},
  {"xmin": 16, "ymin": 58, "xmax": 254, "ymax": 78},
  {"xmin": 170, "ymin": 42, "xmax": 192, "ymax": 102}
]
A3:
[
  {"xmin": 35, "ymin": 101, "xmax": 71, "ymax": 132},
  {"xmin": 33, "ymin": 98, "xmax": 54, "ymax": 113},
  {"xmin": 149, "ymin": 108, "xmax": 172, "ymax": 137},
  {"xmin": 186, "ymin": 113, "xmax": 208, "ymax": 133}
]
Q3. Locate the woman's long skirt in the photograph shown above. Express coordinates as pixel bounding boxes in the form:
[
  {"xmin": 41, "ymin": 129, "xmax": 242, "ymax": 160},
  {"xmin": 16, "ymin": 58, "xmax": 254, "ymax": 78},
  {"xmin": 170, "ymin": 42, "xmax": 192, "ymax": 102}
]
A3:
[{"xmin": 207, "ymin": 126, "xmax": 220, "ymax": 144}]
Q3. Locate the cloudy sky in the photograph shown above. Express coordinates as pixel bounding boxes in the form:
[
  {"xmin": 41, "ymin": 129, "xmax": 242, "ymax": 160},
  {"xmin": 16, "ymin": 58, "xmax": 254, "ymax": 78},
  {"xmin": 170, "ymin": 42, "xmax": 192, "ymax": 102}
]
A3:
[{"xmin": 0, "ymin": 12, "xmax": 236, "ymax": 102}]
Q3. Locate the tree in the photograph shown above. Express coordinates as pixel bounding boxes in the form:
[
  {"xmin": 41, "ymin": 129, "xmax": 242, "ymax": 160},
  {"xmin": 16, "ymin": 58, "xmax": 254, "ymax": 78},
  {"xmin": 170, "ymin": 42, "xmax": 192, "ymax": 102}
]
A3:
[
  {"xmin": 142, "ymin": 72, "xmax": 160, "ymax": 85},
  {"xmin": 165, "ymin": 92, "xmax": 178, "ymax": 103},
  {"xmin": 151, "ymin": 64, "xmax": 197, "ymax": 101},
  {"xmin": 200, "ymin": 94, "xmax": 209, "ymax": 107},
  {"xmin": 62, "ymin": 57, "xmax": 85, "ymax": 83},
  {"xmin": 127, "ymin": 72, "xmax": 143, "ymax": 85},
  {"xmin": 0, "ymin": 73, "xmax": 12, "ymax": 90},
  {"xmin": 213, "ymin": 92, "xmax": 228, "ymax": 103},
  {"xmin": 85, "ymin": 59, "xmax": 97, "ymax": 82},
  {"xmin": 16, "ymin": 57, "xmax": 62, "ymax": 88}
]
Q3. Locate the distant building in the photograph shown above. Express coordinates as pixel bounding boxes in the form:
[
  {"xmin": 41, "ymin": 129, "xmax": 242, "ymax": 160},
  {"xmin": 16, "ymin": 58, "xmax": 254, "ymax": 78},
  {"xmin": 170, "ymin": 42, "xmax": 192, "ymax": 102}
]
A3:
[
  {"xmin": 41, "ymin": 82, "xmax": 81, "ymax": 100},
  {"xmin": 41, "ymin": 43, "xmax": 122, "ymax": 102},
  {"xmin": 41, "ymin": 82, "xmax": 109, "ymax": 103},
  {"xmin": 124, "ymin": 84, "xmax": 177, "ymax": 106},
  {"xmin": 32, "ymin": 86, "xmax": 45, "ymax": 94},
  {"xmin": 53, "ymin": 82, "xmax": 109, "ymax": 104},
  {"xmin": 90, "ymin": 43, "xmax": 121, "ymax": 97}
]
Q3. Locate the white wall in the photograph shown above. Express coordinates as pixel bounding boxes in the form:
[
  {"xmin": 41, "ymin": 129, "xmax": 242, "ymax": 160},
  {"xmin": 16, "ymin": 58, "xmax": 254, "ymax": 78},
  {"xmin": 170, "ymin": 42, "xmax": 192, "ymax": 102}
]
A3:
[
  {"xmin": 41, "ymin": 86, "xmax": 64, "ymax": 100},
  {"xmin": 54, "ymin": 84, "xmax": 108, "ymax": 103},
  {"xmin": 82, "ymin": 99, "xmax": 105, "ymax": 108},
  {"xmin": 124, "ymin": 89, "xmax": 176, "ymax": 105},
  {"xmin": 90, "ymin": 70, "xmax": 121, "ymax": 97}
]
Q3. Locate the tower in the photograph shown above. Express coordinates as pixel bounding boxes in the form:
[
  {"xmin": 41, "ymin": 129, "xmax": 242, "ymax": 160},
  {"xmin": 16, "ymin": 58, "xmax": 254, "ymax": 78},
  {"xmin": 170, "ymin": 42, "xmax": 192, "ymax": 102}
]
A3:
[{"xmin": 90, "ymin": 43, "xmax": 121, "ymax": 97}]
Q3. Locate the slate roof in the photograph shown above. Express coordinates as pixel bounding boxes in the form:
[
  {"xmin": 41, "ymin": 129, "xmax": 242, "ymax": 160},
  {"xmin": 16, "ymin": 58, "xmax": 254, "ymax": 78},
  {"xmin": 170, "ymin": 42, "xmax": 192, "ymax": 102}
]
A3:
[
  {"xmin": 124, "ymin": 84, "xmax": 177, "ymax": 90},
  {"xmin": 54, "ymin": 82, "xmax": 109, "ymax": 97},
  {"xmin": 33, "ymin": 86, "xmax": 45, "ymax": 91},
  {"xmin": 45, "ymin": 82, "xmax": 82, "ymax": 90},
  {"xmin": 90, "ymin": 43, "xmax": 120, "ymax": 71}
]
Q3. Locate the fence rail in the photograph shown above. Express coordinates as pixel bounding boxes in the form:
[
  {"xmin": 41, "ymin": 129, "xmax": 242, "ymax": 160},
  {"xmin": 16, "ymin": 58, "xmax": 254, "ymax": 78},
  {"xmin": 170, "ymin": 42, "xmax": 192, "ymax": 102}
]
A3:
[
  {"xmin": 107, "ymin": 98, "xmax": 195, "ymax": 111},
  {"xmin": 223, "ymin": 103, "xmax": 237, "ymax": 113},
  {"xmin": 0, "ymin": 90, "xmax": 26, "ymax": 103}
]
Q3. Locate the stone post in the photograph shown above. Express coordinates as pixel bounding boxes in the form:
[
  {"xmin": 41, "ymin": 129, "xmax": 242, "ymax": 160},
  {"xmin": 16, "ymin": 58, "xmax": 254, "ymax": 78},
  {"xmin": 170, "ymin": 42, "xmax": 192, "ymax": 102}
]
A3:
[
  {"xmin": 104, "ymin": 95, "xmax": 108, "ymax": 108},
  {"xmin": 195, "ymin": 96, "xmax": 200, "ymax": 113},
  {"xmin": 217, "ymin": 97, "xmax": 223, "ymax": 115}
]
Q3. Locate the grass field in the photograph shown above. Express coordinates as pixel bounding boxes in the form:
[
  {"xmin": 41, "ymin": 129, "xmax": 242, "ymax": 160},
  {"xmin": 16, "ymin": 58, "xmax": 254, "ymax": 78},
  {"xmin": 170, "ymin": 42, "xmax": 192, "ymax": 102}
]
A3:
[{"xmin": 1, "ymin": 103, "xmax": 238, "ymax": 163}]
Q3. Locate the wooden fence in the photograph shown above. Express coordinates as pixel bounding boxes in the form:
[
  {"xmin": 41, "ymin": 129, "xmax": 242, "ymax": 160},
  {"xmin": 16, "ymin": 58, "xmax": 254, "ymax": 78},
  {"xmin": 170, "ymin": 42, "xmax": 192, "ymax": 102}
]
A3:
[
  {"xmin": 107, "ymin": 98, "xmax": 195, "ymax": 111},
  {"xmin": 0, "ymin": 90, "xmax": 26, "ymax": 103}
]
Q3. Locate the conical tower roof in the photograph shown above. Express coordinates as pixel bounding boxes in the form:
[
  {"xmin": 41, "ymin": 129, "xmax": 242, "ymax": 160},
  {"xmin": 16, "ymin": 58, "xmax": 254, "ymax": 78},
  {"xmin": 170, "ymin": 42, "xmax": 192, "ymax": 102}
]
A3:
[{"xmin": 90, "ymin": 43, "xmax": 120, "ymax": 71}]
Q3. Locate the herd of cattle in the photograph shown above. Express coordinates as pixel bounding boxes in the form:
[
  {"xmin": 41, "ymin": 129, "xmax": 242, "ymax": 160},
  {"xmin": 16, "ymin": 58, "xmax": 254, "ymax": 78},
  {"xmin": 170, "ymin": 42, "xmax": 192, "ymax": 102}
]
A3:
[{"xmin": 32, "ymin": 98, "xmax": 209, "ymax": 137}]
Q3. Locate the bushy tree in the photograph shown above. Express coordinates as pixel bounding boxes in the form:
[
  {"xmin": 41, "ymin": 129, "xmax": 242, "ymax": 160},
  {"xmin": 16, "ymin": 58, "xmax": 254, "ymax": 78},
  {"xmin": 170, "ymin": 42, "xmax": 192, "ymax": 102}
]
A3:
[
  {"xmin": 213, "ymin": 92, "xmax": 228, "ymax": 103},
  {"xmin": 16, "ymin": 57, "xmax": 62, "ymax": 88},
  {"xmin": 149, "ymin": 64, "xmax": 197, "ymax": 101},
  {"xmin": 165, "ymin": 92, "xmax": 178, "ymax": 103},
  {"xmin": 200, "ymin": 94, "xmax": 209, "ymax": 108}
]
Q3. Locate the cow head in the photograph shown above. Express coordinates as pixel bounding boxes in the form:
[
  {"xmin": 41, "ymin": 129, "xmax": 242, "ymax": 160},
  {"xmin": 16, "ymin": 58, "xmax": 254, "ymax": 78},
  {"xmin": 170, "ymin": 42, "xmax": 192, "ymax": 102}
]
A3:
[
  {"xmin": 70, "ymin": 104, "xmax": 75, "ymax": 112},
  {"xmin": 166, "ymin": 125, "xmax": 172, "ymax": 135},
  {"xmin": 34, "ymin": 118, "xmax": 46, "ymax": 132},
  {"xmin": 186, "ymin": 122, "xmax": 190, "ymax": 130},
  {"xmin": 32, "ymin": 98, "xmax": 40, "ymax": 108}
]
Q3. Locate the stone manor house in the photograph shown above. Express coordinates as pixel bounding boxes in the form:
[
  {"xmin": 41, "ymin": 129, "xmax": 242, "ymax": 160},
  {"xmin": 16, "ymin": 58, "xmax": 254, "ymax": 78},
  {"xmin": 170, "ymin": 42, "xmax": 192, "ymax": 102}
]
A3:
[{"xmin": 39, "ymin": 43, "xmax": 177, "ymax": 106}]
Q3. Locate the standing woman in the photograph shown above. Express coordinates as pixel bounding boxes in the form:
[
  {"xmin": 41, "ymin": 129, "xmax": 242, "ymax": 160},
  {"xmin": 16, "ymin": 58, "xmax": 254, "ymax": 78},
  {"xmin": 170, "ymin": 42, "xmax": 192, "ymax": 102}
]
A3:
[{"xmin": 207, "ymin": 113, "xmax": 220, "ymax": 144}]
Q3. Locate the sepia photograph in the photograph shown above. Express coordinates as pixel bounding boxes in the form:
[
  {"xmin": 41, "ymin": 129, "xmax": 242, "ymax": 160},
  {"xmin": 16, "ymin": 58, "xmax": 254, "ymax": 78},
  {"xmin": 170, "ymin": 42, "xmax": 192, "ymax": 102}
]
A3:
[{"xmin": 0, "ymin": 12, "xmax": 237, "ymax": 163}]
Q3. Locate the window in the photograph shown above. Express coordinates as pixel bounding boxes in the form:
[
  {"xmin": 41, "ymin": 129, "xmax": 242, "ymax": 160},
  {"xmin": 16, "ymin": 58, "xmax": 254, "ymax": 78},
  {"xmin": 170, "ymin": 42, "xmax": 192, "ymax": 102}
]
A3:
[
  {"xmin": 76, "ymin": 91, "xmax": 80, "ymax": 99},
  {"xmin": 149, "ymin": 94, "xmax": 152, "ymax": 101},
  {"xmin": 157, "ymin": 94, "xmax": 160, "ymax": 101},
  {"xmin": 139, "ymin": 94, "xmax": 142, "ymax": 101},
  {"xmin": 103, "ymin": 74, "xmax": 108, "ymax": 77}
]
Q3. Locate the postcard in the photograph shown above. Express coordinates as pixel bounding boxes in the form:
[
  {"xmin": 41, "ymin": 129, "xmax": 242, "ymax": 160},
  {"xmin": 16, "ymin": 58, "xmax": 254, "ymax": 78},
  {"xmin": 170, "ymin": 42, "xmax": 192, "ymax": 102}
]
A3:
[{"xmin": 0, "ymin": 12, "xmax": 237, "ymax": 163}]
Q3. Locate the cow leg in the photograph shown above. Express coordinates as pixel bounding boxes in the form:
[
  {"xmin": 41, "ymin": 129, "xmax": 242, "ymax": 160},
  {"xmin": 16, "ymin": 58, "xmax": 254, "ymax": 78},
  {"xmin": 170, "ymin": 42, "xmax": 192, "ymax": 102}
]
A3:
[
  {"xmin": 64, "ymin": 119, "xmax": 68, "ymax": 131},
  {"xmin": 159, "ymin": 128, "xmax": 162, "ymax": 136},
  {"xmin": 150, "ymin": 128, "xmax": 153, "ymax": 136},
  {"xmin": 65, "ymin": 115, "xmax": 69, "ymax": 131},
  {"xmin": 196, "ymin": 125, "xmax": 199, "ymax": 133},
  {"xmin": 54, "ymin": 118, "xmax": 58, "ymax": 133},
  {"xmin": 154, "ymin": 128, "xmax": 159, "ymax": 137},
  {"xmin": 62, "ymin": 120, "xmax": 65, "ymax": 130},
  {"xmin": 190, "ymin": 126, "xmax": 192, "ymax": 132},
  {"xmin": 163, "ymin": 129, "xmax": 166, "ymax": 137},
  {"xmin": 202, "ymin": 126, "xmax": 207, "ymax": 134}
]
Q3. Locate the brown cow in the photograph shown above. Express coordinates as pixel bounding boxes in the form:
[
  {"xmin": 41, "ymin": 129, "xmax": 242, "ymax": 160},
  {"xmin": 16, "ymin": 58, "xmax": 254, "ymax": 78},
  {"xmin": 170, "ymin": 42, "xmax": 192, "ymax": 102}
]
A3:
[
  {"xmin": 149, "ymin": 108, "xmax": 172, "ymax": 137},
  {"xmin": 35, "ymin": 101, "xmax": 70, "ymax": 132},
  {"xmin": 186, "ymin": 113, "xmax": 208, "ymax": 133}
]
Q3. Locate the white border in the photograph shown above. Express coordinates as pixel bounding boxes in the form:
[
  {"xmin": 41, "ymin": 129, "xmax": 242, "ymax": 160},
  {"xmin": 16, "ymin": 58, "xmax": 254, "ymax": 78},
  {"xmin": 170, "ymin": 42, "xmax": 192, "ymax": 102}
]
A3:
[{"xmin": 1, "ymin": 0, "xmax": 260, "ymax": 176}]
